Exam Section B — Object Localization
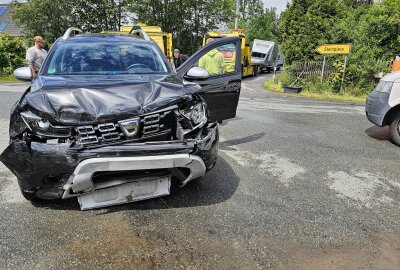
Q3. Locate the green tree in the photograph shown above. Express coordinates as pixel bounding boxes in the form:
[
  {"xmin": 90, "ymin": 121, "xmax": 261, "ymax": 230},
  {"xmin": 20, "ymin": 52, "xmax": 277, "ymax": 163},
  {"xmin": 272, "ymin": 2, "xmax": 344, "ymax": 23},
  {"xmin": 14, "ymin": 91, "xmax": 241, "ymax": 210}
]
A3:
[
  {"xmin": 130, "ymin": 0, "xmax": 235, "ymax": 54},
  {"xmin": 0, "ymin": 33, "xmax": 27, "ymax": 75},
  {"xmin": 344, "ymin": 0, "xmax": 400, "ymax": 90},
  {"xmin": 11, "ymin": 0, "xmax": 133, "ymax": 42},
  {"xmin": 279, "ymin": 0, "xmax": 400, "ymax": 93},
  {"xmin": 280, "ymin": 0, "xmax": 346, "ymax": 64},
  {"xmin": 245, "ymin": 7, "xmax": 279, "ymax": 43},
  {"xmin": 239, "ymin": 0, "xmax": 264, "ymax": 21},
  {"xmin": 230, "ymin": 1, "xmax": 279, "ymax": 44}
]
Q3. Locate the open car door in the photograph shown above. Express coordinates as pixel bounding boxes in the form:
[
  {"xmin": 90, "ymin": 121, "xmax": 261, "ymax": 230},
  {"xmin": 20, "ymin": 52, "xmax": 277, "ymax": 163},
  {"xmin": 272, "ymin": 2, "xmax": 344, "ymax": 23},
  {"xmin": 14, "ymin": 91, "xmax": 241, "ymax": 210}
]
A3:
[{"xmin": 177, "ymin": 37, "xmax": 242, "ymax": 122}]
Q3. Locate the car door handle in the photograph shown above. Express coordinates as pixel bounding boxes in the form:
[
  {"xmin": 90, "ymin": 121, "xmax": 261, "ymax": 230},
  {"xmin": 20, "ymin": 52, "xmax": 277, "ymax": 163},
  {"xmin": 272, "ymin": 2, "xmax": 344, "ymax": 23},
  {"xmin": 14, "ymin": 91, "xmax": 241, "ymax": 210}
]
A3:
[{"xmin": 225, "ymin": 82, "xmax": 240, "ymax": 92}]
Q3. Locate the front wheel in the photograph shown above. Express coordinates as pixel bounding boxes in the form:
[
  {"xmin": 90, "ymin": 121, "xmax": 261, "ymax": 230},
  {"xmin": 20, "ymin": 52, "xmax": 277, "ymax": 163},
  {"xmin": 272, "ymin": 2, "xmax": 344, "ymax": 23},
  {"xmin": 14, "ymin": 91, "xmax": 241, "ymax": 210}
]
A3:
[{"xmin": 389, "ymin": 112, "xmax": 400, "ymax": 146}]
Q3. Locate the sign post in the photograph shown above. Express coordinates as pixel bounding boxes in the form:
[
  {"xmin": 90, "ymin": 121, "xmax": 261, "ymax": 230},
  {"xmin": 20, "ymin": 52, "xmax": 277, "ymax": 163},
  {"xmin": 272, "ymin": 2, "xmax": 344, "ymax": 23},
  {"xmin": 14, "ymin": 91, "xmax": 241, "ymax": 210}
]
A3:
[
  {"xmin": 340, "ymin": 55, "xmax": 349, "ymax": 92},
  {"xmin": 316, "ymin": 44, "xmax": 352, "ymax": 89}
]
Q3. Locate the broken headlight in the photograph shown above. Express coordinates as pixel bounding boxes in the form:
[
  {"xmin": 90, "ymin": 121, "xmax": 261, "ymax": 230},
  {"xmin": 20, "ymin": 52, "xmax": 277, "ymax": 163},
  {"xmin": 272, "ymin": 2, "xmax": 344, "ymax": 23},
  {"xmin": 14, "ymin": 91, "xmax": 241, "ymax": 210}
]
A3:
[
  {"xmin": 181, "ymin": 102, "xmax": 207, "ymax": 127},
  {"xmin": 20, "ymin": 111, "xmax": 72, "ymax": 138}
]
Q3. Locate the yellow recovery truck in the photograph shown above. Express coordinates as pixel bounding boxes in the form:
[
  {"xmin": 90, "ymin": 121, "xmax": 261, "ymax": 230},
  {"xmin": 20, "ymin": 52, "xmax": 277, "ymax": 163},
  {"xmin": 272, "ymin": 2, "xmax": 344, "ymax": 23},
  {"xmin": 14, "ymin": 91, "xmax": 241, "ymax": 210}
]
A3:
[
  {"xmin": 107, "ymin": 24, "xmax": 174, "ymax": 62},
  {"xmin": 203, "ymin": 29, "xmax": 259, "ymax": 77}
]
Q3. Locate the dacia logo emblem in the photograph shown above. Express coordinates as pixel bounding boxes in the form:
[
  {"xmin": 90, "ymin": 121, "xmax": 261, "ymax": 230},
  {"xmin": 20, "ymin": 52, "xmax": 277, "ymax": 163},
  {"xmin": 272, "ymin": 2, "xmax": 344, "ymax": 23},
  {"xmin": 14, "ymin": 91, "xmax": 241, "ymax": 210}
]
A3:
[{"xmin": 118, "ymin": 118, "xmax": 140, "ymax": 137}]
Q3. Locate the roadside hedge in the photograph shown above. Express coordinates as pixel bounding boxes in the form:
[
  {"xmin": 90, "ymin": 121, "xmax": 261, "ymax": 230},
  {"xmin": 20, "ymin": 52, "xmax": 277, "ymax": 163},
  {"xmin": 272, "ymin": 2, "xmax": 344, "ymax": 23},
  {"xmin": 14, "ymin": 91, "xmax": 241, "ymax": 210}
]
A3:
[
  {"xmin": 0, "ymin": 33, "xmax": 27, "ymax": 76},
  {"xmin": 279, "ymin": 0, "xmax": 400, "ymax": 96}
]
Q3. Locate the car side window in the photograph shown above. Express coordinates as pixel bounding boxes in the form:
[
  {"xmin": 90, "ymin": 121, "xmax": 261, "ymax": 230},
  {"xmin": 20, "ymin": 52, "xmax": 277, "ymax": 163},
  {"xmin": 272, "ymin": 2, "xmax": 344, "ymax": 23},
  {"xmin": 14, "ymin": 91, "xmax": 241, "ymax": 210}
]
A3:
[{"xmin": 192, "ymin": 42, "xmax": 237, "ymax": 77}]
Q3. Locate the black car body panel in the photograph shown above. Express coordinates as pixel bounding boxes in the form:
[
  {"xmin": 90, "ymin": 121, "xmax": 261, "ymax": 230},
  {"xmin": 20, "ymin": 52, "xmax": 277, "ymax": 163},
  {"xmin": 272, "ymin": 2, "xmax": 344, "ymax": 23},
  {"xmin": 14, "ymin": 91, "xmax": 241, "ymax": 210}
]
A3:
[
  {"xmin": 24, "ymin": 75, "xmax": 199, "ymax": 125},
  {"xmin": 177, "ymin": 37, "xmax": 242, "ymax": 122}
]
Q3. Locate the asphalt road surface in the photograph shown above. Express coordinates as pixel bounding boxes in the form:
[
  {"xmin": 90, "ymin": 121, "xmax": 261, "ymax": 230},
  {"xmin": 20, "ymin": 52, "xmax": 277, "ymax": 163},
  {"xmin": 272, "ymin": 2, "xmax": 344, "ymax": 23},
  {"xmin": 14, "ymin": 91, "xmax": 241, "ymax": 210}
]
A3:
[{"xmin": 0, "ymin": 75, "xmax": 399, "ymax": 270}]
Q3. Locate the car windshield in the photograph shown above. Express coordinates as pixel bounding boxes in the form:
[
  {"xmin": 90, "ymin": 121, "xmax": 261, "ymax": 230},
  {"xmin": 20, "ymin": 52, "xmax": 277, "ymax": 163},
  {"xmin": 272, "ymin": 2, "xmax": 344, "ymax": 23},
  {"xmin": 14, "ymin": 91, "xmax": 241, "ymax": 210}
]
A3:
[
  {"xmin": 252, "ymin": 52, "xmax": 266, "ymax": 58},
  {"xmin": 217, "ymin": 44, "xmax": 235, "ymax": 52},
  {"xmin": 45, "ymin": 42, "xmax": 169, "ymax": 75}
]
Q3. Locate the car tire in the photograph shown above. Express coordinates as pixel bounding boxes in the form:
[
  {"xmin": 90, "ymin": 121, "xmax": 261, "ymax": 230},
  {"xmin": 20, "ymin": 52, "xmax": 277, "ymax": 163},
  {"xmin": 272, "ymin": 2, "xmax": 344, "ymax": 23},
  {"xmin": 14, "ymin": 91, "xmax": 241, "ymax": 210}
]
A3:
[
  {"xmin": 252, "ymin": 67, "xmax": 257, "ymax": 77},
  {"xmin": 389, "ymin": 112, "xmax": 400, "ymax": 146}
]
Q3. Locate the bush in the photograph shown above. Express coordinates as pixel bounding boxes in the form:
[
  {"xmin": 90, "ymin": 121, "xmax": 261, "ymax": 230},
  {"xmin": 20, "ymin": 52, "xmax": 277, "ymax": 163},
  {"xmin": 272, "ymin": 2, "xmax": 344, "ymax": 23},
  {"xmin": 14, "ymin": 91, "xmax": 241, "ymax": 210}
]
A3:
[
  {"xmin": 0, "ymin": 33, "xmax": 27, "ymax": 76},
  {"xmin": 303, "ymin": 80, "xmax": 334, "ymax": 94},
  {"xmin": 279, "ymin": 0, "xmax": 400, "ymax": 97},
  {"xmin": 277, "ymin": 69, "xmax": 295, "ymax": 86}
]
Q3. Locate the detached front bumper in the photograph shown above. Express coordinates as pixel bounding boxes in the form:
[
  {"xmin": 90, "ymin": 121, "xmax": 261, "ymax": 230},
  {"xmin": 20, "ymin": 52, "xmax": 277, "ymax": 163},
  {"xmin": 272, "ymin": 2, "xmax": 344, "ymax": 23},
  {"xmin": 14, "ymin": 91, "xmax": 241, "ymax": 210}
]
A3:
[
  {"xmin": 0, "ymin": 123, "xmax": 219, "ymax": 200},
  {"xmin": 63, "ymin": 154, "xmax": 206, "ymax": 198}
]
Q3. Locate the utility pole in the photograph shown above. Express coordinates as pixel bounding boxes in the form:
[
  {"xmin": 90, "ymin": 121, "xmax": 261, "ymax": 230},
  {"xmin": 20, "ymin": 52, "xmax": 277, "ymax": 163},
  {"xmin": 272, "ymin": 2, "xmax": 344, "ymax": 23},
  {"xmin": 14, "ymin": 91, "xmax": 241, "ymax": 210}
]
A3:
[{"xmin": 234, "ymin": 0, "xmax": 240, "ymax": 29}]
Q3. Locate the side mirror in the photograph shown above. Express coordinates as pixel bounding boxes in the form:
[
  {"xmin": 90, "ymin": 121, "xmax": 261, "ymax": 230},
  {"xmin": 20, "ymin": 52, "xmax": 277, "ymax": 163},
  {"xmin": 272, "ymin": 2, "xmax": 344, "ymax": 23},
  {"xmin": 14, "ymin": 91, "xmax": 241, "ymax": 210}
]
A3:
[
  {"xmin": 14, "ymin": 67, "xmax": 32, "ymax": 81},
  {"xmin": 184, "ymin": 67, "xmax": 209, "ymax": 80}
]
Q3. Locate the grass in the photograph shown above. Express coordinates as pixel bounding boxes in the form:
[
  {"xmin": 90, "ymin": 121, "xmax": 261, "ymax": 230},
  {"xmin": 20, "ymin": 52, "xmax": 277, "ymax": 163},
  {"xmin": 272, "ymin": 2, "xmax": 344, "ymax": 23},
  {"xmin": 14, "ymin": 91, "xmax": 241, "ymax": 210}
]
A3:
[
  {"xmin": 0, "ymin": 75, "xmax": 18, "ymax": 83},
  {"xmin": 263, "ymin": 80, "xmax": 366, "ymax": 104}
]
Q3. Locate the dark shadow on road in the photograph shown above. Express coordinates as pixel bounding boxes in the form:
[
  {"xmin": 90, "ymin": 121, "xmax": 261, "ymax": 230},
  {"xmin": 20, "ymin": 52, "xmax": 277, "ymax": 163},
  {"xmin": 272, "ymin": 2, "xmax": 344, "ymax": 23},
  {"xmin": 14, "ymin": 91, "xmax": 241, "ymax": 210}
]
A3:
[
  {"xmin": 219, "ymin": 116, "xmax": 243, "ymax": 126},
  {"xmin": 365, "ymin": 126, "xmax": 390, "ymax": 141},
  {"xmin": 219, "ymin": 132, "xmax": 265, "ymax": 151},
  {"xmin": 30, "ymin": 196, "xmax": 80, "ymax": 210},
  {"xmin": 31, "ymin": 156, "xmax": 240, "ymax": 212}
]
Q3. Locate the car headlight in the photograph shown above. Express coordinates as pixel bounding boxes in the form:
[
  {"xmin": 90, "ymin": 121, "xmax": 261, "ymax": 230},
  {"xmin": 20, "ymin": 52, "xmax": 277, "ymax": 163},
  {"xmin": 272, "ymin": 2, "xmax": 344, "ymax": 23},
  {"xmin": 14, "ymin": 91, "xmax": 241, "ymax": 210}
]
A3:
[
  {"xmin": 179, "ymin": 102, "xmax": 207, "ymax": 129},
  {"xmin": 376, "ymin": 81, "xmax": 394, "ymax": 93},
  {"xmin": 20, "ymin": 111, "xmax": 71, "ymax": 138}
]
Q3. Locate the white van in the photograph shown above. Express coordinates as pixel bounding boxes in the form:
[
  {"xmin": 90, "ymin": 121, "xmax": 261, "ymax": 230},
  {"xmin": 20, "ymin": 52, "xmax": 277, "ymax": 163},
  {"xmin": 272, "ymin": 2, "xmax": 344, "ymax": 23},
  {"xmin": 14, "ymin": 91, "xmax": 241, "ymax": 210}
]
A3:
[
  {"xmin": 366, "ymin": 71, "xmax": 400, "ymax": 145},
  {"xmin": 251, "ymin": 39, "xmax": 279, "ymax": 72}
]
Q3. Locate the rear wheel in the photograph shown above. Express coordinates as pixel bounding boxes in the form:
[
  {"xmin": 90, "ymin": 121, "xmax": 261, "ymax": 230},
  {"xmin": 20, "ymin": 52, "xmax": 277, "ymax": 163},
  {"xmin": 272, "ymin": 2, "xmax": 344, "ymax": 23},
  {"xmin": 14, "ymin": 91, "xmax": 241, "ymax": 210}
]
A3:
[
  {"xmin": 252, "ymin": 67, "xmax": 257, "ymax": 77},
  {"xmin": 389, "ymin": 112, "xmax": 400, "ymax": 146}
]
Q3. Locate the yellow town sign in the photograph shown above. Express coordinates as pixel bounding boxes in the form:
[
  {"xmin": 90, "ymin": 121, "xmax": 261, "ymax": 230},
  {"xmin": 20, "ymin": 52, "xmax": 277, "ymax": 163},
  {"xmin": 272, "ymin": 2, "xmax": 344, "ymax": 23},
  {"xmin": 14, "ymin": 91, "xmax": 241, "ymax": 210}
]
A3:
[{"xmin": 316, "ymin": 44, "xmax": 352, "ymax": 55}]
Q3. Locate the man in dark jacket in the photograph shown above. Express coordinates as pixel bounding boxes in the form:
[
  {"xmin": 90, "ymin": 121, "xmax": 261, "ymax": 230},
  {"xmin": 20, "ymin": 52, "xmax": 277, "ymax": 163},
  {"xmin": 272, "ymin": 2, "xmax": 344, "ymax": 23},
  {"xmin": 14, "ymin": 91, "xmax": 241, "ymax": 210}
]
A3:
[{"xmin": 173, "ymin": 49, "xmax": 188, "ymax": 69}]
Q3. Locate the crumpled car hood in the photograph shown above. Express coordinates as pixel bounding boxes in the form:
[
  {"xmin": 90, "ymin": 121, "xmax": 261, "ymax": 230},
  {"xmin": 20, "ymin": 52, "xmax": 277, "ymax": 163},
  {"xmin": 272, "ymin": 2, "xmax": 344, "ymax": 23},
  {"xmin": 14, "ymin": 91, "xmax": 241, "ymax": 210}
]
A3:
[{"xmin": 23, "ymin": 75, "xmax": 199, "ymax": 125}]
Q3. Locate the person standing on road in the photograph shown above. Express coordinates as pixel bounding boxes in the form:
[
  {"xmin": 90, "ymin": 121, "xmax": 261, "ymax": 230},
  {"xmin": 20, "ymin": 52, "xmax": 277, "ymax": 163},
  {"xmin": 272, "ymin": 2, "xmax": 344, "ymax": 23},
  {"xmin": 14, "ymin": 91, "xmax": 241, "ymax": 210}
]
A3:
[
  {"xmin": 199, "ymin": 38, "xmax": 225, "ymax": 76},
  {"xmin": 173, "ymin": 49, "xmax": 188, "ymax": 69},
  {"xmin": 26, "ymin": 36, "xmax": 48, "ymax": 78}
]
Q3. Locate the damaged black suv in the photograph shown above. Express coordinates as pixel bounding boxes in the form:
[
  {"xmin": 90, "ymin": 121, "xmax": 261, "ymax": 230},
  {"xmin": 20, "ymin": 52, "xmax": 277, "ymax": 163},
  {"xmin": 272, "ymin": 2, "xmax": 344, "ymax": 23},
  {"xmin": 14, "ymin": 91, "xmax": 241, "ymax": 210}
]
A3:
[{"xmin": 1, "ymin": 28, "xmax": 242, "ymax": 210}]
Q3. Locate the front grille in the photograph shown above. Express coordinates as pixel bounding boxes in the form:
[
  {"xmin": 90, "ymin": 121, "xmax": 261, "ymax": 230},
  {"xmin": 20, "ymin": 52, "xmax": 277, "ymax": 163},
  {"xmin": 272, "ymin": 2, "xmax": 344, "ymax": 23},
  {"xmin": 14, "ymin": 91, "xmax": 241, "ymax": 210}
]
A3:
[
  {"xmin": 77, "ymin": 124, "xmax": 121, "ymax": 144},
  {"xmin": 76, "ymin": 109, "xmax": 175, "ymax": 146}
]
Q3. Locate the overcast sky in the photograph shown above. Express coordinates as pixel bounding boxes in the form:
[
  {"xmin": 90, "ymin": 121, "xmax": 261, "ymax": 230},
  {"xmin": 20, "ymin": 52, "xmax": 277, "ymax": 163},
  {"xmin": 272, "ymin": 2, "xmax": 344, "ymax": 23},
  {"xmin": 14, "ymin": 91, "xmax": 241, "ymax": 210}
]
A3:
[{"xmin": 263, "ymin": 0, "xmax": 290, "ymax": 13}]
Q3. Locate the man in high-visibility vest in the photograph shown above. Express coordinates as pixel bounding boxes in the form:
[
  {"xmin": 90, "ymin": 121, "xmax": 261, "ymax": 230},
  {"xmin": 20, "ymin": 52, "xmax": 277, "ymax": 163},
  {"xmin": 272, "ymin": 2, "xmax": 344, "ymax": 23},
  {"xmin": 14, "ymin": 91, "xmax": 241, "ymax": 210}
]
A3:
[{"xmin": 199, "ymin": 38, "xmax": 225, "ymax": 75}]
